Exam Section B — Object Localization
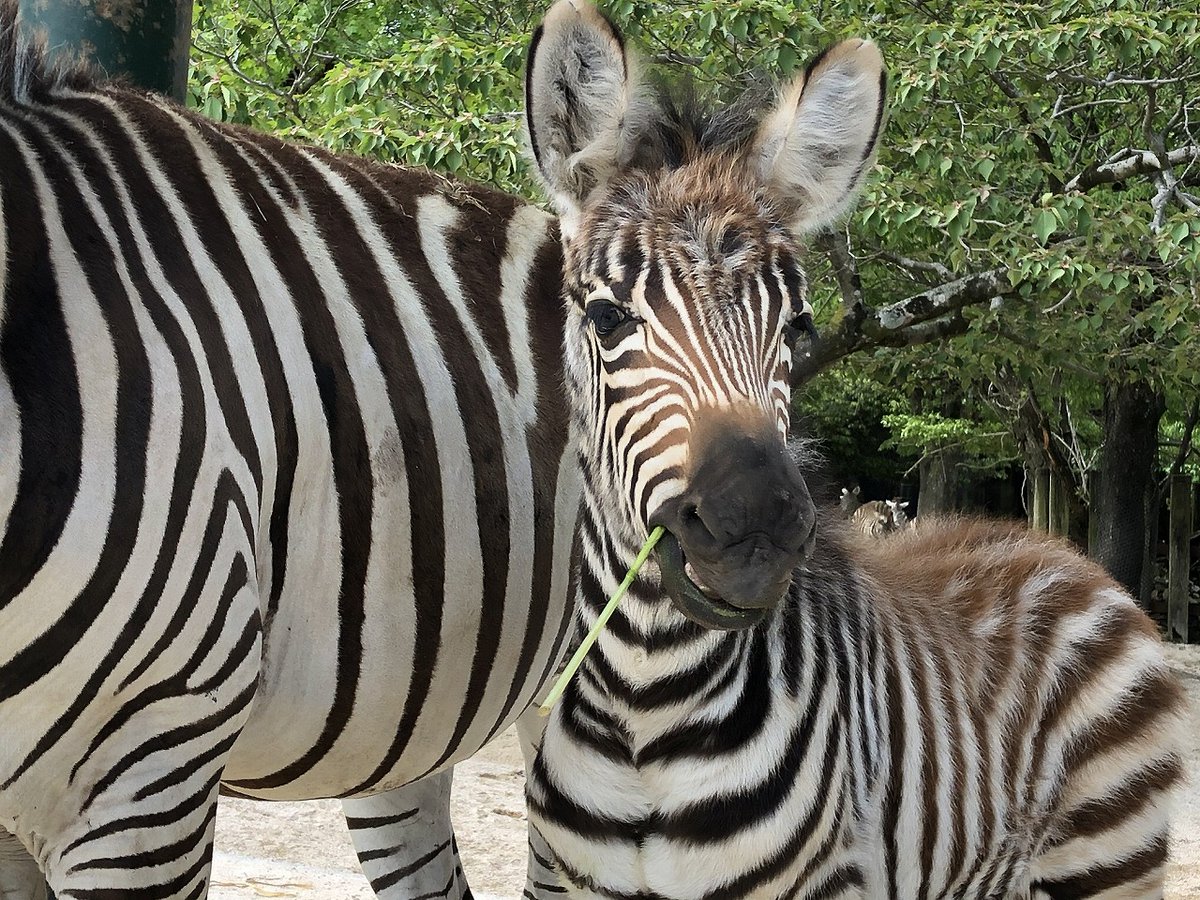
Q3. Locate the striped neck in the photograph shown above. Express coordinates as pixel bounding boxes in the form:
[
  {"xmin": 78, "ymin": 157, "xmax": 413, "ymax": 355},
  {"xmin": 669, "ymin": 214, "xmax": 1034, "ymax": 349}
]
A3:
[{"xmin": 568, "ymin": 477, "xmax": 767, "ymax": 728}]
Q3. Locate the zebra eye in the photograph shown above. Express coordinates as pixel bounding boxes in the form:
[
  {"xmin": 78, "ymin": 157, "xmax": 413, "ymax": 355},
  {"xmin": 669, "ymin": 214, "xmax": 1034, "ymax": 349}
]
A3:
[{"xmin": 586, "ymin": 300, "xmax": 629, "ymax": 338}]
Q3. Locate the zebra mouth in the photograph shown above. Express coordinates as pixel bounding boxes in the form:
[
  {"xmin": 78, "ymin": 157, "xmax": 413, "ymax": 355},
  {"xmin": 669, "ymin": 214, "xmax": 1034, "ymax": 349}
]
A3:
[{"xmin": 655, "ymin": 531, "xmax": 768, "ymax": 631}]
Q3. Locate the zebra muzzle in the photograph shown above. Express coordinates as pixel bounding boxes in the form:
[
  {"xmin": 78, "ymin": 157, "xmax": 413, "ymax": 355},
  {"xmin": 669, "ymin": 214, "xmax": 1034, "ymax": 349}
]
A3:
[{"xmin": 656, "ymin": 530, "xmax": 769, "ymax": 631}]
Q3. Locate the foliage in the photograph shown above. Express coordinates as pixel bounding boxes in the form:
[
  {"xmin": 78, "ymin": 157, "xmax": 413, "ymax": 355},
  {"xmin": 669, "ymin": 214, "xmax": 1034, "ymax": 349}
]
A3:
[
  {"xmin": 188, "ymin": 0, "xmax": 1200, "ymax": 495},
  {"xmin": 880, "ymin": 411, "xmax": 1017, "ymax": 479},
  {"xmin": 793, "ymin": 369, "xmax": 916, "ymax": 487},
  {"xmin": 189, "ymin": 0, "xmax": 537, "ymax": 190}
]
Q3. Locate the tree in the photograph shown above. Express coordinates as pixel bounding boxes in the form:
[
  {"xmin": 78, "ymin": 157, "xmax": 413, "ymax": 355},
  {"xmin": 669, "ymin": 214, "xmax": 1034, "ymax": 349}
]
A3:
[{"xmin": 190, "ymin": 0, "xmax": 1200, "ymax": 593}]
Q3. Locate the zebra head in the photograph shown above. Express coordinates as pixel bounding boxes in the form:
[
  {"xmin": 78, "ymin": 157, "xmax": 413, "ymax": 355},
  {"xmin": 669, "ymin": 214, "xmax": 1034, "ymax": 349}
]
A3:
[{"xmin": 526, "ymin": 1, "xmax": 886, "ymax": 630}]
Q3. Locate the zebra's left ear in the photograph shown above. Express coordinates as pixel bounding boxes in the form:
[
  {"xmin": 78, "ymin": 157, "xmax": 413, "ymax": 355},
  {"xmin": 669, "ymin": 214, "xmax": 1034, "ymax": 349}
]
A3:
[
  {"xmin": 754, "ymin": 39, "xmax": 887, "ymax": 236},
  {"xmin": 525, "ymin": 0, "xmax": 639, "ymax": 238}
]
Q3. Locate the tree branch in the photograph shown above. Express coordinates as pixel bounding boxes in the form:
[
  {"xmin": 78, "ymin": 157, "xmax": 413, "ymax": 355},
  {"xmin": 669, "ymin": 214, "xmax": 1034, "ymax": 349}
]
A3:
[
  {"xmin": 816, "ymin": 231, "xmax": 867, "ymax": 318},
  {"xmin": 874, "ymin": 267, "xmax": 1012, "ymax": 330},
  {"xmin": 875, "ymin": 250, "xmax": 955, "ymax": 284},
  {"xmin": 793, "ymin": 265, "xmax": 1015, "ymax": 384},
  {"xmin": 1162, "ymin": 396, "xmax": 1200, "ymax": 492},
  {"xmin": 1064, "ymin": 146, "xmax": 1199, "ymax": 192}
]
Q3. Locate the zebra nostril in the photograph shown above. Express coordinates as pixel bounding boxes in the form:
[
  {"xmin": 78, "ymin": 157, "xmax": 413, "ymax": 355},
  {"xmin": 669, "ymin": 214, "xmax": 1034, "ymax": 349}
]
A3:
[{"xmin": 678, "ymin": 502, "xmax": 717, "ymax": 544}]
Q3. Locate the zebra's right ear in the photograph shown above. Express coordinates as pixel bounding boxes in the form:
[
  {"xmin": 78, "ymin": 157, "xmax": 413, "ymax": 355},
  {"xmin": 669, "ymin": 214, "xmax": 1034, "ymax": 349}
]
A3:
[{"xmin": 525, "ymin": 0, "xmax": 636, "ymax": 238}]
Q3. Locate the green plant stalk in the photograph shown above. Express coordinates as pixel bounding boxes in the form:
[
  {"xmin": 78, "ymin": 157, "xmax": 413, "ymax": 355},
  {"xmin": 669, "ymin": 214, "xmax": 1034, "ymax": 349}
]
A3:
[{"xmin": 539, "ymin": 525, "xmax": 666, "ymax": 716}]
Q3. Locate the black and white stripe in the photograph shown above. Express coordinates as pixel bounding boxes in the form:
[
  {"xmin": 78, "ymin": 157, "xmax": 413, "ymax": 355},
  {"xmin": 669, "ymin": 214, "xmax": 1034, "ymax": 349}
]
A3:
[{"xmin": 0, "ymin": 4, "xmax": 581, "ymax": 896}]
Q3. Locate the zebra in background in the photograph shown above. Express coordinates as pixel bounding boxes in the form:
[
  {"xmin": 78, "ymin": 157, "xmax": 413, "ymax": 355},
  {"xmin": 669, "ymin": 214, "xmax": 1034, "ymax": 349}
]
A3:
[
  {"xmin": 519, "ymin": 4, "xmax": 1185, "ymax": 897},
  {"xmin": 886, "ymin": 496, "xmax": 910, "ymax": 528},
  {"xmin": 0, "ymin": 1, "xmax": 578, "ymax": 895},
  {"xmin": 850, "ymin": 499, "xmax": 894, "ymax": 536},
  {"xmin": 847, "ymin": 497, "xmax": 910, "ymax": 536}
]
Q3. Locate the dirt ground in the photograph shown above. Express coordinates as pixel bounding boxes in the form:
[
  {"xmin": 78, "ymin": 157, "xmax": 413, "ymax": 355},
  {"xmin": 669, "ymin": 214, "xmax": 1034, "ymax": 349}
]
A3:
[{"xmin": 211, "ymin": 643, "xmax": 1200, "ymax": 899}]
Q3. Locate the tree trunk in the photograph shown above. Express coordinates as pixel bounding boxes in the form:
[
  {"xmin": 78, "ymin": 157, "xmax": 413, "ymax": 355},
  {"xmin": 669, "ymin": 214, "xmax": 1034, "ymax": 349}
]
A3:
[
  {"xmin": 1091, "ymin": 379, "xmax": 1165, "ymax": 603},
  {"xmin": 17, "ymin": 0, "xmax": 193, "ymax": 101},
  {"xmin": 918, "ymin": 448, "xmax": 959, "ymax": 517}
]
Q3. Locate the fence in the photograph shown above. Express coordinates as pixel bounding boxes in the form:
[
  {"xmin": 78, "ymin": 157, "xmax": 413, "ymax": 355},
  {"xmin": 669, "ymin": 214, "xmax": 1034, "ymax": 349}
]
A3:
[{"xmin": 1028, "ymin": 468, "xmax": 1196, "ymax": 643}]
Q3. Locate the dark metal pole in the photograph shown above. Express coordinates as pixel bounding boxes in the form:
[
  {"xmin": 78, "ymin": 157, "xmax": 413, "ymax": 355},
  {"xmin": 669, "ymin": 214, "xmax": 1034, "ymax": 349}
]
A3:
[{"xmin": 17, "ymin": 0, "xmax": 193, "ymax": 101}]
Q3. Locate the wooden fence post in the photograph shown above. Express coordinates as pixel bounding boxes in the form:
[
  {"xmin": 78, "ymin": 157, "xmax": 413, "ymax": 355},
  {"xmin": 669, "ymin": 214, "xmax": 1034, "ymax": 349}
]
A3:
[
  {"xmin": 1049, "ymin": 471, "xmax": 1071, "ymax": 536},
  {"xmin": 1167, "ymin": 474, "xmax": 1193, "ymax": 643},
  {"xmin": 1031, "ymin": 467, "xmax": 1050, "ymax": 532}
]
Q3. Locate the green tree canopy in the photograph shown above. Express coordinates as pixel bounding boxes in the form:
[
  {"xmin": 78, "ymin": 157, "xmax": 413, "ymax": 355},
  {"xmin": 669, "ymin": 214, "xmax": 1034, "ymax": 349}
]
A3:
[{"xmin": 190, "ymin": 0, "xmax": 1200, "ymax": 504}]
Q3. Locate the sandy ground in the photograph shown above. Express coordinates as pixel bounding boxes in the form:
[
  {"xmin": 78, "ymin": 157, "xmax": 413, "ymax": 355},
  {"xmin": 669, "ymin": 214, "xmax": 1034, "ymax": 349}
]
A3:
[{"xmin": 211, "ymin": 643, "xmax": 1200, "ymax": 899}]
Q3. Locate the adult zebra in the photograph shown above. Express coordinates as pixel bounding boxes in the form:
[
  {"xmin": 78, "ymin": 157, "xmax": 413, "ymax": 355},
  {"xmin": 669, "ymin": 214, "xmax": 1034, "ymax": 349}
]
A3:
[
  {"xmin": 519, "ymin": 4, "xmax": 1185, "ymax": 898},
  {"xmin": 0, "ymin": 1, "xmax": 578, "ymax": 896}
]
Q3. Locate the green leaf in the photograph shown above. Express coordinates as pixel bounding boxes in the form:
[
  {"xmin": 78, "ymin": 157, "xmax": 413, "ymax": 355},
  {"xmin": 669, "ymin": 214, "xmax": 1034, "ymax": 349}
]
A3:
[{"xmin": 1033, "ymin": 209, "xmax": 1056, "ymax": 245}]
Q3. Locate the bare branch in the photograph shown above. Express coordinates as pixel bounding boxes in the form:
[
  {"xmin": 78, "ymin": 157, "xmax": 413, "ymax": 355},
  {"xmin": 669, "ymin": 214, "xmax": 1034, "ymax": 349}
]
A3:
[
  {"xmin": 1162, "ymin": 397, "xmax": 1200, "ymax": 491},
  {"xmin": 1052, "ymin": 97, "xmax": 1136, "ymax": 119},
  {"xmin": 1064, "ymin": 146, "xmax": 1200, "ymax": 192},
  {"xmin": 876, "ymin": 250, "xmax": 954, "ymax": 284},
  {"xmin": 815, "ymin": 231, "xmax": 868, "ymax": 319},
  {"xmin": 875, "ymin": 267, "xmax": 1012, "ymax": 330}
]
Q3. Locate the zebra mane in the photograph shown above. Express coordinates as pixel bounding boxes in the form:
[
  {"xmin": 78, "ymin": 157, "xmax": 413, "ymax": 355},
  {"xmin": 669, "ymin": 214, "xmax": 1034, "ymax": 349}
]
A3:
[
  {"xmin": 0, "ymin": 0, "xmax": 97, "ymax": 102},
  {"xmin": 624, "ymin": 76, "xmax": 773, "ymax": 171}
]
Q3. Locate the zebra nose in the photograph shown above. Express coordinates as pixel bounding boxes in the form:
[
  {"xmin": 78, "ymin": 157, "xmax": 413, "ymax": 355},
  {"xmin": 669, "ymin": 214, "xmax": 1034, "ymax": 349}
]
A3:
[{"xmin": 666, "ymin": 432, "xmax": 816, "ymax": 566}]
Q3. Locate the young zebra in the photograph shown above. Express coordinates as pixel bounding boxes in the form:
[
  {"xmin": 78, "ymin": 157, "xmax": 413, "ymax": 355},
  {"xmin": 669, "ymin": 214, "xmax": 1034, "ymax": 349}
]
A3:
[
  {"xmin": 886, "ymin": 497, "xmax": 910, "ymax": 528},
  {"xmin": 521, "ymin": 5, "xmax": 1186, "ymax": 898}
]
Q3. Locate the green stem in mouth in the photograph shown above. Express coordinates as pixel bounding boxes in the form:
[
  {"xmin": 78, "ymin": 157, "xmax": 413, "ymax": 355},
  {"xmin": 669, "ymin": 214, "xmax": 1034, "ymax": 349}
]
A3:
[{"xmin": 538, "ymin": 525, "xmax": 666, "ymax": 716}]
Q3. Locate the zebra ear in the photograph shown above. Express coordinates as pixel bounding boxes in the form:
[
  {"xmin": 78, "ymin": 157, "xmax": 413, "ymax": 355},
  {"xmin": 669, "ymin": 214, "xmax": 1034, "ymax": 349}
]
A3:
[
  {"xmin": 755, "ymin": 39, "xmax": 887, "ymax": 236},
  {"xmin": 525, "ymin": 0, "xmax": 636, "ymax": 238}
]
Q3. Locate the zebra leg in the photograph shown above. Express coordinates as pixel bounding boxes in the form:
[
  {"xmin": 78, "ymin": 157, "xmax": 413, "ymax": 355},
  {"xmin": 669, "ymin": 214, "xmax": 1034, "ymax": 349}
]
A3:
[
  {"xmin": 1028, "ymin": 822, "xmax": 1172, "ymax": 900},
  {"xmin": 515, "ymin": 708, "xmax": 564, "ymax": 899},
  {"xmin": 343, "ymin": 772, "xmax": 472, "ymax": 899},
  {"xmin": 19, "ymin": 765, "xmax": 226, "ymax": 900},
  {"xmin": 13, "ymin": 578, "xmax": 263, "ymax": 899},
  {"xmin": 0, "ymin": 830, "xmax": 47, "ymax": 900}
]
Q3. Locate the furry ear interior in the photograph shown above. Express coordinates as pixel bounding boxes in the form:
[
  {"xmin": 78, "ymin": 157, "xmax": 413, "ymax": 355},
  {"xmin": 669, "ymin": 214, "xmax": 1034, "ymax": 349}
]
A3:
[
  {"xmin": 755, "ymin": 39, "xmax": 887, "ymax": 235},
  {"xmin": 525, "ymin": 0, "xmax": 635, "ymax": 236}
]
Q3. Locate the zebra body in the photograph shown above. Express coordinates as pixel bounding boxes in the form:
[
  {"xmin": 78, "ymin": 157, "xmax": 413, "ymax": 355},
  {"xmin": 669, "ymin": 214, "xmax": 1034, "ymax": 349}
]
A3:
[
  {"xmin": 847, "ymin": 499, "xmax": 910, "ymax": 536},
  {"xmin": 0, "ymin": 6, "xmax": 578, "ymax": 896},
  {"xmin": 514, "ymin": 4, "xmax": 1184, "ymax": 898},
  {"xmin": 531, "ymin": 517, "xmax": 1185, "ymax": 898}
]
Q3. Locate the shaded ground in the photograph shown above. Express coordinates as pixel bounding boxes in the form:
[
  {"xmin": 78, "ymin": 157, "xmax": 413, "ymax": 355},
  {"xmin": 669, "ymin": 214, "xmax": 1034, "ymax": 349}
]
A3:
[{"xmin": 211, "ymin": 643, "xmax": 1200, "ymax": 899}]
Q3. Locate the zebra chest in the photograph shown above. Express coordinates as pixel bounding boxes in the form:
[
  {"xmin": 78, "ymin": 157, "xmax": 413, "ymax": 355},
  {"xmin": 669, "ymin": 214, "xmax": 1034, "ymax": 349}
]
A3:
[{"xmin": 533, "ymin": 713, "xmax": 856, "ymax": 899}]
